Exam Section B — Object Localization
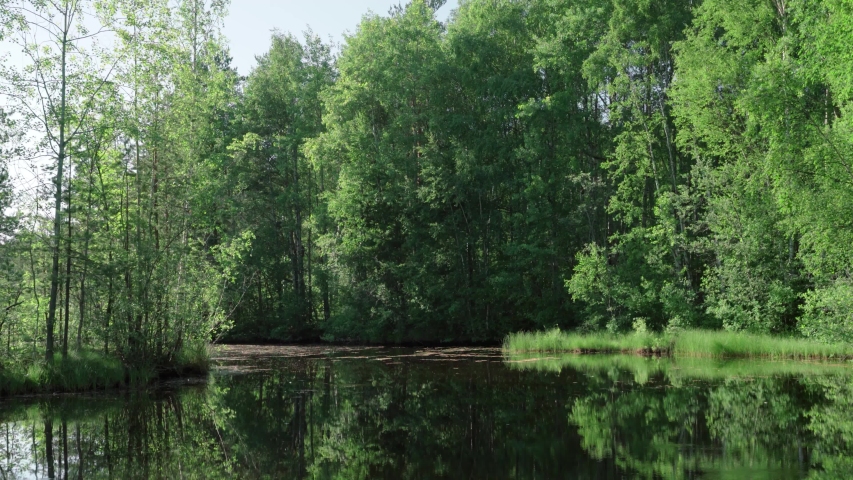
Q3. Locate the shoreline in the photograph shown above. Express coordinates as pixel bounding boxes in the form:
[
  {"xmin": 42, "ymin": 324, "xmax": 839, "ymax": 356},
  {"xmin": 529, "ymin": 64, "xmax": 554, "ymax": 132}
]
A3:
[
  {"xmin": 503, "ymin": 329, "xmax": 853, "ymax": 361},
  {"xmin": 505, "ymin": 348, "xmax": 853, "ymax": 361},
  {"xmin": 0, "ymin": 351, "xmax": 210, "ymax": 399}
]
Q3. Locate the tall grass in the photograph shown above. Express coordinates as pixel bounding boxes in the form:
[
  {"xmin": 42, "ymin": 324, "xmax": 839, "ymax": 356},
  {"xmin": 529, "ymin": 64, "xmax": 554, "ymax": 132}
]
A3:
[
  {"xmin": 672, "ymin": 330, "xmax": 850, "ymax": 359},
  {"xmin": 0, "ymin": 346, "xmax": 212, "ymax": 398},
  {"xmin": 505, "ymin": 353, "xmax": 853, "ymax": 380},
  {"xmin": 504, "ymin": 328, "xmax": 853, "ymax": 360},
  {"xmin": 0, "ymin": 350, "xmax": 124, "ymax": 397},
  {"xmin": 174, "ymin": 342, "xmax": 212, "ymax": 375},
  {"xmin": 504, "ymin": 329, "xmax": 672, "ymax": 354}
]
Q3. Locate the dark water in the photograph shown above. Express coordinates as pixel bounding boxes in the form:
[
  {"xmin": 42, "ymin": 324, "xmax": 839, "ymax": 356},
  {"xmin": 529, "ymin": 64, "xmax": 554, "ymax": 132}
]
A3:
[{"xmin": 1, "ymin": 347, "xmax": 852, "ymax": 479}]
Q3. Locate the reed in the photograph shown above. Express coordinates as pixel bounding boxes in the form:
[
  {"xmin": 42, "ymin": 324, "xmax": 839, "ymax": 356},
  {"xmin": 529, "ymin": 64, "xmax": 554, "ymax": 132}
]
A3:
[
  {"xmin": 504, "ymin": 328, "xmax": 853, "ymax": 360},
  {"xmin": 504, "ymin": 328, "xmax": 670, "ymax": 354},
  {"xmin": 672, "ymin": 330, "xmax": 850, "ymax": 359},
  {"xmin": 505, "ymin": 353, "xmax": 853, "ymax": 380}
]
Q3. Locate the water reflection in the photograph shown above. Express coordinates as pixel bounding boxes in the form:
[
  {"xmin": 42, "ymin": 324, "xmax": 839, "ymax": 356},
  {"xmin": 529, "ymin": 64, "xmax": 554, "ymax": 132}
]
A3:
[{"xmin": 0, "ymin": 347, "xmax": 851, "ymax": 478}]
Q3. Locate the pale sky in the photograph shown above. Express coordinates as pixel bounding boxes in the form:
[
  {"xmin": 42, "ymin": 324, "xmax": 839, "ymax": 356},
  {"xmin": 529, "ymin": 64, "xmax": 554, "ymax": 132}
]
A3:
[{"xmin": 224, "ymin": 0, "xmax": 459, "ymax": 76}]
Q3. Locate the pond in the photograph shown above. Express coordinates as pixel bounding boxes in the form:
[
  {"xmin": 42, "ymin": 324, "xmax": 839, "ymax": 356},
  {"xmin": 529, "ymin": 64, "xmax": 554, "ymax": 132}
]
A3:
[{"xmin": 0, "ymin": 346, "xmax": 852, "ymax": 479}]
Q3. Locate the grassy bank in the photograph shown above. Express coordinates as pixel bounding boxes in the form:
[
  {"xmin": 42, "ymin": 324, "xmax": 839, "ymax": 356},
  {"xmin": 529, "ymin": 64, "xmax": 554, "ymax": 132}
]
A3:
[
  {"xmin": 505, "ymin": 353, "xmax": 853, "ymax": 381},
  {"xmin": 0, "ymin": 347, "xmax": 210, "ymax": 398},
  {"xmin": 504, "ymin": 329, "xmax": 853, "ymax": 360}
]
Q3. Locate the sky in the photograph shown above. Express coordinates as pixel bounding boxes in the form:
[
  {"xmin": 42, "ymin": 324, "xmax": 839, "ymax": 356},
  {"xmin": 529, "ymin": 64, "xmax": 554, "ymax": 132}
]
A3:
[{"xmin": 223, "ymin": 0, "xmax": 459, "ymax": 76}]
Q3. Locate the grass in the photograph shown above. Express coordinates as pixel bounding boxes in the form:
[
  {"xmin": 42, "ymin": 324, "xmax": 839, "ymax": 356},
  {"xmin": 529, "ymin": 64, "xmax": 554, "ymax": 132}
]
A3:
[
  {"xmin": 0, "ymin": 346, "xmax": 211, "ymax": 398},
  {"xmin": 504, "ymin": 352, "xmax": 853, "ymax": 380},
  {"xmin": 0, "ymin": 350, "xmax": 125, "ymax": 397},
  {"xmin": 504, "ymin": 329, "xmax": 671, "ymax": 355},
  {"xmin": 504, "ymin": 328, "xmax": 853, "ymax": 360},
  {"xmin": 672, "ymin": 330, "xmax": 851, "ymax": 359},
  {"xmin": 173, "ymin": 343, "xmax": 212, "ymax": 375}
]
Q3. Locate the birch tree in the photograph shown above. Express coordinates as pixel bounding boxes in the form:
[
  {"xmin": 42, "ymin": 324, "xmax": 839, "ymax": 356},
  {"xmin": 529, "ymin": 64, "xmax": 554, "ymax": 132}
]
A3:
[{"xmin": 0, "ymin": 0, "xmax": 120, "ymax": 362}]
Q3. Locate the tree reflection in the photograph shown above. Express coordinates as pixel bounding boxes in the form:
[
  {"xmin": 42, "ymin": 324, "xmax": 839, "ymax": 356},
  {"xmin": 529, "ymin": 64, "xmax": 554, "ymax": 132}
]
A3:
[
  {"xmin": 0, "ymin": 355, "xmax": 852, "ymax": 479},
  {"xmin": 567, "ymin": 370, "xmax": 853, "ymax": 479}
]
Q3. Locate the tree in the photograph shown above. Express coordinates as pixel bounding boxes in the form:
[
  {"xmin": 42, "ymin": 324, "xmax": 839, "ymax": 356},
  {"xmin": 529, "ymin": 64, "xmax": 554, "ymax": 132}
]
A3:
[
  {"xmin": 668, "ymin": 0, "xmax": 799, "ymax": 333},
  {"xmin": 225, "ymin": 31, "xmax": 334, "ymax": 341},
  {"xmin": 310, "ymin": 0, "xmax": 450, "ymax": 341},
  {"xmin": 563, "ymin": 0, "xmax": 700, "ymax": 332},
  {"xmin": 0, "ymin": 0, "xmax": 243, "ymax": 369},
  {"xmin": 1, "ymin": 0, "xmax": 119, "ymax": 361},
  {"xmin": 0, "ymin": 109, "xmax": 24, "ymax": 357}
]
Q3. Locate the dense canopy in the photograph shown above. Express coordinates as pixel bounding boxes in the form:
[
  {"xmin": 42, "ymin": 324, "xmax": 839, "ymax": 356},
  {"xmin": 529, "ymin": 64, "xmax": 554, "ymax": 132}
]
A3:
[{"xmin": 1, "ymin": 0, "xmax": 853, "ymax": 364}]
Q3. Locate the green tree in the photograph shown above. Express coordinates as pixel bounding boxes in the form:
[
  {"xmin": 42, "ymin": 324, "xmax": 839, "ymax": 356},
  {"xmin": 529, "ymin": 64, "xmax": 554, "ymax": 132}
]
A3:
[
  {"xmin": 0, "ymin": 0, "xmax": 121, "ymax": 361},
  {"xmin": 310, "ymin": 0, "xmax": 451, "ymax": 341},
  {"xmin": 225, "ymin": 31, "xmax": 334, "ymax": 341},
  {"xmin": 0, "ymin": 109, "xmax": 24, "ymax": 358},
  {"xmin": 668, "ymin": 0, "xmax": 797, "ymax": 334},
  {"xmin": 563, "ymin": 0, "xmax": 700, "ymax": 332}
]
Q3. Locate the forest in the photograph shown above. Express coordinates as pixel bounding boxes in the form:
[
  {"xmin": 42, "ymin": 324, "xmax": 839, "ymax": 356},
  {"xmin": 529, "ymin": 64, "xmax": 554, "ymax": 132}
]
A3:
[{"xmin": 0, "ymin": 0, "xmax": 852, "ymax": 379}]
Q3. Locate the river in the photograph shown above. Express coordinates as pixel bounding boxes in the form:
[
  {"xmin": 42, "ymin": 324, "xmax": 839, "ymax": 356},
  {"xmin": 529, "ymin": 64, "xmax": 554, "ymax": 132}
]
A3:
[{"xmin": 0, "ymin": 345, "xmax": 851, "ymax": 478}]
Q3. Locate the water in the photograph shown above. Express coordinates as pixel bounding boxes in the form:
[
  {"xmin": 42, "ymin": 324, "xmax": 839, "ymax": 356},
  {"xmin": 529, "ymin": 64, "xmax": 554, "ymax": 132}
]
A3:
[{"xmin": 0, "ymin": 346, "xmax": 852, "ymax": 479}]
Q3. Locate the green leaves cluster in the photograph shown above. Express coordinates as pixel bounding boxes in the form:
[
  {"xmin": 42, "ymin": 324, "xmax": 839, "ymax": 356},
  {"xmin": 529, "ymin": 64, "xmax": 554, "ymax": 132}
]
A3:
[
  {"xmin": 0, "ymin": 0, "xmax": 243, "ymax": 370},
  {"xmin": 154, "ymin": 0, "xmax": 853, "ymax": 343},
  {"xmin": 4, "ymin": 0, "xmax": 853, "ymax": 351}
]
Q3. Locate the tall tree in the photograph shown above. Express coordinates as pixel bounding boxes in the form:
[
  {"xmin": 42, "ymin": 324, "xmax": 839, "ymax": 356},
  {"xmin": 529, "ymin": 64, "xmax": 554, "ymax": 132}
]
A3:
[
  {"xmin": 670, "ymin": 0, "xmax": 802, "ymax": 333},
  {"xmin": 566, "ymin": 0, "xmax": 699, "ymax": 332},
  {"xmin": 1, "ymin": 0, "xmax": 119, "ymax": 361},
  {"xmin": 226, "ymin": 31, "xmax": 334, "ymax": 341},
  {"xmin": 310, "ymin": 0, "xmax": 450, "ymax": 341}
]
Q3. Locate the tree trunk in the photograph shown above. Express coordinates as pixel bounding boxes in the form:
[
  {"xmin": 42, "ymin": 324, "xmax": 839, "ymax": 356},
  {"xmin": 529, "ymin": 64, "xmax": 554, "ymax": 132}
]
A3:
[
  {"xmin": 63, "ymin": 167, "xmax": 73, "ymax": 360},
  {"xmin": 45, "ymin": 419, "xmax": 54, "ymax": 480},
  {"xmin": 46, "ymin": 5, "xmax": 71, "ymax": 364}
]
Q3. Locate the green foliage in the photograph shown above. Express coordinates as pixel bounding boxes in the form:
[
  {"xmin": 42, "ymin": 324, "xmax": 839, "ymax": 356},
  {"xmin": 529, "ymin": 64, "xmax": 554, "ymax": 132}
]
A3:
[
  {"xmin": 799, "ymin": 282, "xmax": 853, "ymax": 344},
  {"xmin": 2, "ymin": 0, "xmax": 853, "ymax": 358},
  {"xmin": 221, "ymin": 30, "xmax": 335, "ymax": 342},
  {"xmin": 0, "ymin": 0, "xmax": 231, "ymax": 391},
  {"xmin": 567, "ymin": 244, "xmax": 618, "ymax": 331}
]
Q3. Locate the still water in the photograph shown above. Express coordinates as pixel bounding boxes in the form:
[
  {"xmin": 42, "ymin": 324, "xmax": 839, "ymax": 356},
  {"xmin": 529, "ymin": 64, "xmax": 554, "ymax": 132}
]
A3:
[{"xmin": 0, "ymin": 346, "xmax": 852, "ymax": 479}]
